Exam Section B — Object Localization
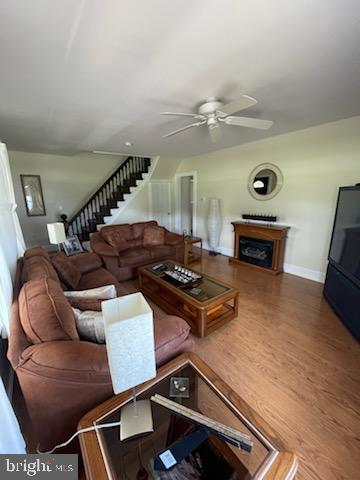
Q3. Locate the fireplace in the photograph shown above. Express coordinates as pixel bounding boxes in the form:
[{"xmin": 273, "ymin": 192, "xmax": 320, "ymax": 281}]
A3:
[
  {"xmin": 230, "ymin": 222, "xmax": 290, "ymax": 274},
  {"xmin": 239, "ymin": 236, "xmax": 274, "ymax": 268}
]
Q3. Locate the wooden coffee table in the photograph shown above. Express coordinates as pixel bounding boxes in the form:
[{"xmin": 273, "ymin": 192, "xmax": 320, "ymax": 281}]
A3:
[
  {"xmin": 138, "ymin": 261, "xmax": 239, "ymax": 337},
  {"xmin": 79, "ymin": 353, "xmax": 298, "ymax": 479}
]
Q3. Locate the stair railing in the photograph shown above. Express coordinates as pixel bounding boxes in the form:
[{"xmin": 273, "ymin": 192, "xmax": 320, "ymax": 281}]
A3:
[{"xmin": 62, "ymin": 156, "xmax": 151, "ymax": 241}]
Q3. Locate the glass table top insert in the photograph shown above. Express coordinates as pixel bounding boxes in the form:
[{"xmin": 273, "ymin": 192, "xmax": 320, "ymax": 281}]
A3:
[
  {"xmin": 145, "ymin": 262, "xmax": 231, "ymax": 304},
  {"xmin": 94, "ymin": 362, "xmax": 271, "ymax": 479}
]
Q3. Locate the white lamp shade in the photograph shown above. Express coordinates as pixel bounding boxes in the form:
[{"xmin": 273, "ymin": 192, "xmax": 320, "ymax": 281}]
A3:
[
  {"xmin": 47, "ymin": 222, "xmax": 66, "ymax": 244},
  {"xmin": 102, "ymin": 292, "xmax": 156, "ymax": 394}
]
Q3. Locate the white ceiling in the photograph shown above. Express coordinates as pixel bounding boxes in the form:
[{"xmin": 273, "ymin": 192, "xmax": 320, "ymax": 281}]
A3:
[{"xmin": 0, "ymin": 0, "xmax": 359, "ymax": 157}]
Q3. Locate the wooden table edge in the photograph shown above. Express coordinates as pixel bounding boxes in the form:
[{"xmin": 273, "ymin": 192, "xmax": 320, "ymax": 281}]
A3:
[{"xmin": 78, "ymin": 352, "xmax": 298, "ymax": 480}]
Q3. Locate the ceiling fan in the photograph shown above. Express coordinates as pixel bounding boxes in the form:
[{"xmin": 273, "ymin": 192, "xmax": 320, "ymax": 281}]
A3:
[{"xmin": 161, "ymin": 95, "xmax": 273, "ymax": 142}]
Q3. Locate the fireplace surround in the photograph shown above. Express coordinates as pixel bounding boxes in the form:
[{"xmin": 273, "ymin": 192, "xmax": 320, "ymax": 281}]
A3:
[{"xmin": 230, "ymin": 222, "xmax": 290, "ymax": 274}]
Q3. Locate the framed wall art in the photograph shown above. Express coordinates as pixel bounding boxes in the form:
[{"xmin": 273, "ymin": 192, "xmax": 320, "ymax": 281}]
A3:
[{"xmin": 20, "ymin": 174, "xmax": 46, "ymax": 216}]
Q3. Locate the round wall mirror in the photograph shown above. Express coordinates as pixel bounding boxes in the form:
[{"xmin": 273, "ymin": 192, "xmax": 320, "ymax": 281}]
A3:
[{"xmin": 248, "ymin": 163, "xmax": 283, "ymax": 200}]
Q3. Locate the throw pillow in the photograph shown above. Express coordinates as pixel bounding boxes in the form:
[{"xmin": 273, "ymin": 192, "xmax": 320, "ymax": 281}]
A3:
[
  {"xmin": 100, "ymin": 225, "xmax": 132, "ymax": 252},
  {"xmin": 51, "ymin": 252, "xmax": 81, "ymax": 289},
  {"xmin": 19, "ymin": 278, "xmax": 79, "ymax": 344},
  {"xmin": 132, "ymin": 221, "xmax": 157, "ymax": 239},
  {"xmin": 72, "ymin": 308, "xmax": 105, "ymax": 343},
  {"xmin": 68, "ymin": 297, "xmax": 102, "ymax": 312},
  {"xmin": 64, "ymin": 284, "xmax": 117, "ymax": 300},
  {"xmin": 69, "ymin": 252, "xmax": 103, "ymax": 274},
  {"xmin": 143, "ymin": 225, "xmax": 165, "ymax": 246}
]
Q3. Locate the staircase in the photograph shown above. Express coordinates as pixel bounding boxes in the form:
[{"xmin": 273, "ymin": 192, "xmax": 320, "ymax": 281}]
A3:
[{"xmin": 63, "ymin": 156, "xmax": 152, "ymax": 241}]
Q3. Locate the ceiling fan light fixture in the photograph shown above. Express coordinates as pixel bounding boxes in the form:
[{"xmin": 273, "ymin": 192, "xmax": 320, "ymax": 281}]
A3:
[
  {"xmin": 207, "ymin": 116, "xmax": 218, "ymax": 128},
  {"xmin": 160, "ymin": 94, "xmax": 272, "ymax": 140}
]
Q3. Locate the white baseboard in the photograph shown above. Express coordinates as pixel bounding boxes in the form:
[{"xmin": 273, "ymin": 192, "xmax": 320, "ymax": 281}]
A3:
[
  {"xmin": 284, "ymin": 263, "xmax": 325, "ymax": 283},
  {"xmin": 202, "ymin": 242, "xmax": 325, "ymax": 283},
  {"xmin": 202, "ymin": 241, "xmax": 233, "ymax": 257}
]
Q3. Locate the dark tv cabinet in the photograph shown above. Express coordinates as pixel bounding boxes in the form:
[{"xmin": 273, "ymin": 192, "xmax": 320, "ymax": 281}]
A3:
[{"xmin": 323, "ymin": 263, "xmax": 360, "ymax": 341}]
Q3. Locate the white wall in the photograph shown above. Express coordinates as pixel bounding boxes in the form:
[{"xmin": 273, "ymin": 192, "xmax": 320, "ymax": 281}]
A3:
[
  {"xmin": 9, "ymin": 151, "xmax": 124, "ymax": 247},
  {"xmin": 114, "ymin": 184, "xmax": 151, "ymax": 224},
  {"xmin": 9, "ymin": 116, "xmax": 360, "ymax": 282},
  {"xmin": 176, "ymin": 116, "xmax": 360, "ymax": 282}
]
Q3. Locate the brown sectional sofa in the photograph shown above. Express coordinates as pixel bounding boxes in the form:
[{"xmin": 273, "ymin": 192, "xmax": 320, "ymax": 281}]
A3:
[
  {"xmin": 51, "ymin": 250, "xmax": 119, "ymax": 291},
  {"xmin": 8, "ymin": 247, "xmax": 193, "ymax": 452},
  {"xmin": 90, "ymin": 221, "xmax": 184, "ymax": 281}
]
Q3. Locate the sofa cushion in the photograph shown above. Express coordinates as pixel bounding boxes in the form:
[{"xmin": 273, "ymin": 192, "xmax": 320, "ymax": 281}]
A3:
[
  {"xmin": 77, "ymin": 268, "xmax": 119, "ymax": 290},
  {"xmin": 100, "ymin": 225, "xmax": 133, "ymax": 252},
  {"xmin": 19, "ymin": 278, "xmax": 79, "ymax": 344},
  {"xmin": 154, "ymin": 315, "xmax": 191, "ymax": 365},
  {"xmin": 126, "ymin": 239, "xmax": 143, "ymax": 248},
  {"xmin": 132, "ymin": 221, "xmax": 158, "ymax": 240},
  {"xmin": 22, "ymin": 256, "xmax": 60, "ymax": 284},
  {"xmin": 67, "ymin": 252, "xmax": 103, "ymax": 274},
  {"xmin": 52, "ymin": 252, "xmax": 81, "ymax": 289},
  {"xmin": 118, "ymin": 247, "xmax": 152, "ymax": 267},
  {"xmin": 143, "ymin": 225, "xmax": 165, "ymax": 246},
  {"xmin": 150, "ymin": 245, "xmax": 175, "ymax": 259}
]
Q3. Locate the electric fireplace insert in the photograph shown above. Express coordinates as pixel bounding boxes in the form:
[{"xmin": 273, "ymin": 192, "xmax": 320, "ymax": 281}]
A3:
[{"xmin": 239, "ymin": 236, "xmax": 274, "ymax": 268}]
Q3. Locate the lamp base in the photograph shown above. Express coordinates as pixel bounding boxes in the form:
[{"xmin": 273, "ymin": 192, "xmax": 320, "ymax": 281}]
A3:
[{"xmin": 120, "ymin": 399, "xmax": 153, "ymax": 441}]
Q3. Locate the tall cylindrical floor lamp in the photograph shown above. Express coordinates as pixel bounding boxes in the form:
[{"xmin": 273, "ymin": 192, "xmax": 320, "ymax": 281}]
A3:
[{"xmin": 207, "ymin": 198, "xmax": 222, "ymax": 255}]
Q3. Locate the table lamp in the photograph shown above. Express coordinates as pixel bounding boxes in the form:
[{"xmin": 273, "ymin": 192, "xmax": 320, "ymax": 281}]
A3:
[
  {"xmin": 47, "ymin": 222, "xmax": 66, "ymax": 250},
  {"xmin": 102, "ymin": 292, "xmax": 156, "ymax": 441}
]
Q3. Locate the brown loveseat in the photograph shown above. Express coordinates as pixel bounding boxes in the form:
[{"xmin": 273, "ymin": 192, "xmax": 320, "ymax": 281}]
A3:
[
  {"xmin": 8, "ymin": 247, "xmax": 193, "ymax": 452},
  {"xmin": 90, "ymin": 221, "xmax": 184, "ymax": 281}
]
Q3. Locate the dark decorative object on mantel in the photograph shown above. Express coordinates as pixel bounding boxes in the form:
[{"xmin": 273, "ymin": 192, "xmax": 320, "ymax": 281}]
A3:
[{"xmin": 242, "ymin": 213, "xmax": 277, "ymax": 222}]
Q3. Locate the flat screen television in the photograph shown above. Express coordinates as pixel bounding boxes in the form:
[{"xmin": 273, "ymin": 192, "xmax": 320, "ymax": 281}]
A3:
[{"xmin": 328, "ymin": 185, "xmax": 360, "ymax": 288}]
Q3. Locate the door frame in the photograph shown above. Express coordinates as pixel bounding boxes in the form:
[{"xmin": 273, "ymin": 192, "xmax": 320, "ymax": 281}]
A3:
[
  {"xmin": 174, "ymin": 171, "xmax": 197, "ymax": 236},
  {"xmin": 149, "ymin": 180, "xmax": 172, "ymax": 230}
]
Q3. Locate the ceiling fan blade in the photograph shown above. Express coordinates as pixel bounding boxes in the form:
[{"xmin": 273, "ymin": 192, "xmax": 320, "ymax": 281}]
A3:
[
  {"xmin": 209, "ymin": 124, "xmax": 221, "ymax": 143},
  {"xmin": 161, "ymin": 112, "xmax": 204, "ymax": 119},
  {"xmin": 217, "ymin": 95, "xmax": 258, "ymax": 117},
  {"xmin": 222, "ymin": 116, "xmax": 273, "ymax": 130},
  {"xmin": 162, "ymin": 121, "xmax": 206, "ymax": 138}
]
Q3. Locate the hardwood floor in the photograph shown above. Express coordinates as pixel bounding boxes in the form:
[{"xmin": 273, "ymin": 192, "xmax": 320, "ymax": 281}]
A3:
[{"xmin": 130, "ymin": 254, "xmax": 360, "ymax": 480}]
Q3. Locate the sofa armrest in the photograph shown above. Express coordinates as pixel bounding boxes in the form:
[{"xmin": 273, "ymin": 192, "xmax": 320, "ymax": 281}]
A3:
[
  {"xmin": 165, "ymin": 230, "xmax": 184, "ymax": 246},
  {"xmin": 19, "ymin": 340, "xmax": 110, "ymax": 381},
  {"xmin": 17, "ymin": 340, "xmax": 112, "ymax": 453},
  {"xmin": 91, "ymin": 233, "xmax": 118, "ymax": 257}
]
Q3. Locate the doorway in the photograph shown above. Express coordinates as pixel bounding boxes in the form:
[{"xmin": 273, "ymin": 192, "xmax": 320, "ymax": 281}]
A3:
[
  {"xmin": 175, "ymin": 172, "xmax": 197, "ymax": 236},
  {"xmin": 149, "ymin": 181, "xmax": 172, "ymax": 230}
]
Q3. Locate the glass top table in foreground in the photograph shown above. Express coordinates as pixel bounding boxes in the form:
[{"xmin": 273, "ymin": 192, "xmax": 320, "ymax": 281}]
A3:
[{"xmin": 79, "ymin": 353, "xmax": 298, "ymax": 480}]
